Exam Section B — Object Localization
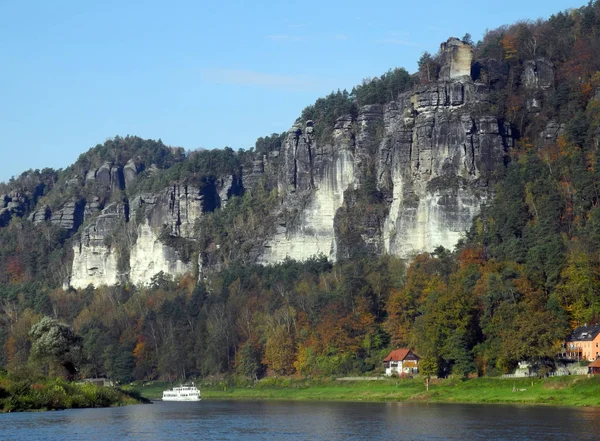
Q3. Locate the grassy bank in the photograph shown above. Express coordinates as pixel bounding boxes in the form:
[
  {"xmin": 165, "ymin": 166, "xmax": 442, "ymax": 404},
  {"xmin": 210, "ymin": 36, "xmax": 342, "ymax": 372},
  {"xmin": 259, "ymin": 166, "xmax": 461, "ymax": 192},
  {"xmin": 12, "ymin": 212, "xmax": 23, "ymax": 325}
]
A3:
[
  {"xmin": 137, "ymin": 376, "xmax": 600, "ymax": 407},
  {"xmin": 0, "ymin": 374, "xmax": 149, "ymax": 412}
]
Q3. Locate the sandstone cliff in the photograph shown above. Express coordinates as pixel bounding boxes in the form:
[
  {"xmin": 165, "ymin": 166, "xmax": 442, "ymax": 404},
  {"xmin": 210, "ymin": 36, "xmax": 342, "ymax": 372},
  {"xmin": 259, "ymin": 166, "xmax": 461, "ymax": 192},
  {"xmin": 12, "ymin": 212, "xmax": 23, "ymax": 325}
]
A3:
[
  {"xmin": 254, "ymin": 38, "xmax": 511, "ymax": 264},
  {"xmin": 1, "ymin": 37, "xmax": 534, "ymax": 288}
]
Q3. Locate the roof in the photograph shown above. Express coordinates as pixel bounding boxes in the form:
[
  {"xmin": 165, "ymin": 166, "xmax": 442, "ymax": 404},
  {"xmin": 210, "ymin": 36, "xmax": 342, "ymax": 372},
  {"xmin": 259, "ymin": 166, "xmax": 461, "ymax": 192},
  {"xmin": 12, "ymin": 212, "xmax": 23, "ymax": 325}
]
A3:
[
  {"xmin": 566, "ymin": 325, "xmax": 600, "ymax": 342},
  {"xmin": 588, "ymin": 358, "xmax": 600, "ymax": 369},
  {"xmin": 383, "ymin": 348, "xmax": 417, "ymax": 362}
]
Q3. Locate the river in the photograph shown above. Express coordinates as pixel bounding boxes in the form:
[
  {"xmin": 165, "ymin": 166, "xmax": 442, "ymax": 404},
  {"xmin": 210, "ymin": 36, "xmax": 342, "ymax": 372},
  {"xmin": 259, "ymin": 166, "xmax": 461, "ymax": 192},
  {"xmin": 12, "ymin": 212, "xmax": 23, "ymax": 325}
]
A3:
[{"xmin": 2, "ymin": 400, "xmax": 599, "ymax": 440}]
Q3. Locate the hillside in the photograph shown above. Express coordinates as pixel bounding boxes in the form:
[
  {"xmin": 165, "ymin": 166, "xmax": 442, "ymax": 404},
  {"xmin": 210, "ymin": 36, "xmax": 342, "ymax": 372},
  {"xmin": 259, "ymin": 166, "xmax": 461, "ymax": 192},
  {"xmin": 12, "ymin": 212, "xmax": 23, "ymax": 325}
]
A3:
[
  {"xmin": 1, "ymin": 36, "xmax": 509, "ymax": 289},
  {"xmin": 1, "ymin": 1, "xmax": 600, "ymax": 381}
]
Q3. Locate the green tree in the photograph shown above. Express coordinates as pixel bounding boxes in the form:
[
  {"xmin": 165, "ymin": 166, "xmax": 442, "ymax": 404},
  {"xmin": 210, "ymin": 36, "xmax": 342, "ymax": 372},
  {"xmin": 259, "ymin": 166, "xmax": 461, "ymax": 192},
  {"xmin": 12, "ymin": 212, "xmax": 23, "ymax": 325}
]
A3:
[{"xmin": 29, "ymin": 316, "xmax": 82, "ymax": 379}]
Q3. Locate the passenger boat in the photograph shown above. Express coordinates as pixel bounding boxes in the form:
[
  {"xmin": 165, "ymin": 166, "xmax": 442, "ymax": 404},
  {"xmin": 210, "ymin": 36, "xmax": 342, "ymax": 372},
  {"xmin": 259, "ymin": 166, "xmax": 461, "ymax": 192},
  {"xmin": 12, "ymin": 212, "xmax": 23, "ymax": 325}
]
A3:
[{"xmin": 162, "ymin": 382, "xmax": 201, "ymax": 401}]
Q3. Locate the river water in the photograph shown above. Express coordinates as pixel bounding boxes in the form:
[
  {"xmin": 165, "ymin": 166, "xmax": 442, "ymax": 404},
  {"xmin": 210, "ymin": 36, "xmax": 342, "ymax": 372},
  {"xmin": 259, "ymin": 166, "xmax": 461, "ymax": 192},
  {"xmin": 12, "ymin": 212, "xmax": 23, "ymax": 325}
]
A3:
[{"xmin": 2, "ymin": 400, "xmax": 600, "ymax": 440}]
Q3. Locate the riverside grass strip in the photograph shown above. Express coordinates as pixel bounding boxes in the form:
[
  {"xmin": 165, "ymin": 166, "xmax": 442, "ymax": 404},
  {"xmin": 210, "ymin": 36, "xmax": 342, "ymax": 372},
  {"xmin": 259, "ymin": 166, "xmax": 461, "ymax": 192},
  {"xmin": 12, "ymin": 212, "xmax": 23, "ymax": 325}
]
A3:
[{"xmin": 137, "ymin": 376, "xmax": 600, "ymax": 407}]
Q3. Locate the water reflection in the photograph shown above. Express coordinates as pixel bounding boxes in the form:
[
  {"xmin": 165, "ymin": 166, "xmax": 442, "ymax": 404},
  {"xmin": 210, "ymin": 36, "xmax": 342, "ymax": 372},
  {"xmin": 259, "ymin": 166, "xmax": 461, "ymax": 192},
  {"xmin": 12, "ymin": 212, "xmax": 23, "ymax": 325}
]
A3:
[{"xmin": 2, "ymin": 401, "xmax": 600, "ymax": 441}]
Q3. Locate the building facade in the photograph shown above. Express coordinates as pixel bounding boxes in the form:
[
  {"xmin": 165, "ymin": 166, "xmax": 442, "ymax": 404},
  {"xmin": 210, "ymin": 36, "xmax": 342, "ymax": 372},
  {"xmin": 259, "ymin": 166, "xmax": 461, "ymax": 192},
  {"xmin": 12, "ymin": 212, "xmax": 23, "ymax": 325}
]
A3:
[
  {"xmin": 564, "ymin": 325, "xmax": 600, "ymax": 361},
  {"xmin": 383, "ymin": 349, "xmax": 420, "ymax": 376}
]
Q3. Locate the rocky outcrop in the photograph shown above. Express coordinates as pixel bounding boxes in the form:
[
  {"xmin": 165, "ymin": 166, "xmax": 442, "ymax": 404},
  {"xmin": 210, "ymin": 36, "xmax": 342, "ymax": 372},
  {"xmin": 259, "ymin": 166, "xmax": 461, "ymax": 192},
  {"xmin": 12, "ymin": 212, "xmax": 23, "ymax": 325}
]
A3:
[
  {"xmin": 522, "ymin": 58, "xmax": 555, "ymax": 112},
  {"xmin": 70, "ymin": 203, "xmax": 124, "ymax": 288},
  {"xmin": 0, "ymin": 191, "xmax": 29, "ymax": 227},
  {"xmin": 85, "ymin": 162, "xmax": 125, "ymax": 191},
  {"xmin": 258, "ymin": 38, "xmax": 512, "ymax": 264},
  {"xmin": 84, "ymin": 197, "xmax": 103, "ymax": 221},
  {"xmin": 63, "ymin": 37, "xmax": 517, "ymax": 285},
  {"xmin": 129, "ymin": 222, "xmax": 194, "ymax": 286},
  {"xmin": 439, "ymin": 38, "xmax": 473, "ymax": 80},
  {"xmin": 522, "ymin": 58, "xmax": 554, "ymax": 91},
  {"xmin": 259, "ymin": 114, "xmax": 357, "ymax": 263},
  {"xmin": 132, "ymin": 185, "xmax": 203, "ymax": 237},
  {"xmin": 50, "ymin": 201, "xmax": 85, "ymax": 232},
  {"xmin": 540, "ymin": 121, "xmax": 565, "ymax": 146},
  {"xmin": 123, "ymin": 158, "xmax": 140, "ymax": 188},
  {"xmin": 70, "ymin": 185, "xmax": 205, "ymax": 289},
  {"xmin": 27, "ymin": 205, "xmax": 52, "ymax": 224},
  {"xmin": 216, "ymin": 174, "xmax": 243, "ymax": 207}
]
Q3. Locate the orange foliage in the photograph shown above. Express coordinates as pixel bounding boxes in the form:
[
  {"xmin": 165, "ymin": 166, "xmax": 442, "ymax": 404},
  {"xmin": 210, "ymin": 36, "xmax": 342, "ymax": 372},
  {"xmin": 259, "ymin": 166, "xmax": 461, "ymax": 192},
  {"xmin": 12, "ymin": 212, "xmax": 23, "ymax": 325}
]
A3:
[
  {"xmin": 559, "ymin": 178, "xmax": 575, "ymax": 225},
  {"xmin": 6, "ymin": 256, "xmax": 25, "ymax": 284},
  {"xmin": 458, "ymin": 247, "xmax": 485, "ymax": 267},
  {"xmin": 557, "ymin": 136, "xmax": 579, "ymax": 158},
  {"xmin": 560, "ymin": 39, "xmax": 596, "ymax": 82},
  {"xmin": 580, "ymin": 81, "xmax": 593, "ymax": 101},
  {"xmin": 500, "ymin": 34, "xmax": 518, "ymax": 60},
  {"xmin": 514, "ymin": 274, "xmax": 545, "ymax": 308},
  {"xmin": 586, "ymin": 152, "xmax": 596, "ymax": 172},
  {"xmin": 511, "ymin": 138, "xmax": 534, "ymax": 161},
  {"xmin": 178, "ymin": 273, "xmax": 197, "ymax": 296},
  {"xmin": 133, "ymin": 340, "xmax": 146, "ymax": 360},
  {"xmin": 506, "ymin": 94, "xmax": 521, "ymax": 122}
]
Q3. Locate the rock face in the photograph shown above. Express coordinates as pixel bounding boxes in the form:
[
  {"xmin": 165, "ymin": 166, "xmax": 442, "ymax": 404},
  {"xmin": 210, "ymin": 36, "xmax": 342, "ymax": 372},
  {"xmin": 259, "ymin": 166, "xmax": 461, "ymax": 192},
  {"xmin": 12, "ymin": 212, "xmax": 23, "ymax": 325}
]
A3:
[
  {"xmin": 379, "ymin": 89, "xmax": 509, "ymax": 257},
  {"xmin": 70, "ymin": 185, "xmax": 204, "ymax": 289},
  {"xmin": 27, "ymin": 205, "xmax": 52, "ymax": 224},
  {"xmin": 439, "ymin": 38, "xmax": 473, "ymax": 79},
  {"xmin": 50, "ymin": 201, "xmax": 85, "ymax": 231},
  {"xmin": 85, "ymin": 162, "xmax": 125, "ymax": 192},
  {"xmin": 522, "ymin": 58, "xmax": 554, "ymax": 112},
  {"xmin": 71, "ymin": 203, "xmax": 123, "ymax": 288},
  {"xmin": 0, "ymin": 191, "xmax": 30, "ymax": 227},
  {"xmin": 259, "ymin": 119, "xmax": 356, "ymax": 263},
  {"xmin": 62, "ymin": 37, "xmax": 522, "ymax": 285},
  {"xmin": 522, "ymin": 58, "xmax": 554, "ymax": 91},
  {"xmin": 256, "ymin": 38, "xmax": 511, "ymax": 264},
  {"xmin": 123, "ymin": 159, "xmax": 140, "ymax": 188},
  {"xmin": 128, "ymin": 186, "xmax": 202, "ymax": 286}
]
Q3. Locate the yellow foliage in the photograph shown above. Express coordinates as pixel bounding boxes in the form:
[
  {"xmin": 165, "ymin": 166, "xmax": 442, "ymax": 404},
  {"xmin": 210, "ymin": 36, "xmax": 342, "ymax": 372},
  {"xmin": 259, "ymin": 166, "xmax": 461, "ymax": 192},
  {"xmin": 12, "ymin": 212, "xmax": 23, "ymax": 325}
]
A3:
[
  {"xmin": 133, "ymin": 341, "xmax": 146, "ymax": 360},
  {"xmin": 501, "ymin": 34, "xmax": 518, "ymax": 60}
]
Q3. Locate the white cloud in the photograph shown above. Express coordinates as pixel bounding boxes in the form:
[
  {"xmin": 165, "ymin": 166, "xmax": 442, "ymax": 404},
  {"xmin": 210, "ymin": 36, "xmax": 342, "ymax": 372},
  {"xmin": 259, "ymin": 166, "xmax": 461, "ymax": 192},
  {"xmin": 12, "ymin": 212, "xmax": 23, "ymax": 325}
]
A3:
[{"xmin": 200, "ymin": 68, "xmax": 320, "ymax": 90}]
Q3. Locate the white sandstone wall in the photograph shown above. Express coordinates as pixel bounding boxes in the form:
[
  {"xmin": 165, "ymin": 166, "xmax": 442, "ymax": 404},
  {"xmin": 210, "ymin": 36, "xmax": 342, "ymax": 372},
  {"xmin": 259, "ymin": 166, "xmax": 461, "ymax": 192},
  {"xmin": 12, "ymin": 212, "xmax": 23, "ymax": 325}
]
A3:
[
  {"xmin": 129, "ymin": 222, "xmax": 193, "ymax": 286},
  {"xmin": 259, "ymin": 149, "xmax": 355, "ymax": 263},
  {"xmin": 71, "ymin": 242, "xmax": 118, "ymax": 289}
]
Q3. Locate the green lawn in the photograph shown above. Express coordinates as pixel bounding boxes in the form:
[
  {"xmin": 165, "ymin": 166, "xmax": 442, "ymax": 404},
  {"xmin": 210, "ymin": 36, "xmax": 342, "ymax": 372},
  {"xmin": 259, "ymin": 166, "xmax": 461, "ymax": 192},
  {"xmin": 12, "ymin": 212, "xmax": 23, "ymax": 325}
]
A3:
[{"xmin": 135, "ymin": 376, "xmax": 600, "ymax": 407}]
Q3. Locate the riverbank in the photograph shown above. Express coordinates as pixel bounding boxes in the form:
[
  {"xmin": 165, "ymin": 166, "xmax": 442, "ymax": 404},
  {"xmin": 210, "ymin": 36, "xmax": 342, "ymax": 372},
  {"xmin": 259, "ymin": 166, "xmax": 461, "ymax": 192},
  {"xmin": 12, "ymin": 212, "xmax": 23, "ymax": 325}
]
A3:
[
  {"xmin": 138, "ymin": 376, "xmax": 600, "ymax": 407},
  {"xmin": 0, "ymin": 374, "xmax": 149, "ymax": 412}
]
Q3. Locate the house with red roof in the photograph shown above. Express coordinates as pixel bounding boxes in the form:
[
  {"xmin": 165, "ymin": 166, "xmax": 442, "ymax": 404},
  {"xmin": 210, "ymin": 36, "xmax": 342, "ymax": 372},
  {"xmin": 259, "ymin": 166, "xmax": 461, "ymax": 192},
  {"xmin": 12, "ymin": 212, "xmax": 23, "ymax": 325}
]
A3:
[
  {"xmin": 383, "ymin": 348, "xmax": 420, "ymax": 376},
  {"xmin": 588, "ymin": 358, "xmax": 600, "ymax": 375}
]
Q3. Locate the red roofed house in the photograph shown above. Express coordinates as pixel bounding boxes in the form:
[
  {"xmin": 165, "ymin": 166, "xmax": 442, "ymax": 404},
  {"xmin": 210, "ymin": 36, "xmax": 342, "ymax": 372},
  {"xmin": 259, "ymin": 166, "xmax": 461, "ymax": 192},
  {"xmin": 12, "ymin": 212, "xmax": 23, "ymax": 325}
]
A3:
[
  {"xmin": 588, "ymin": 358, "xmax": 600, "ymax": 375},
  {"xmin": 383, "ymin": 348, "xmax": 420, "ymax": 376}
]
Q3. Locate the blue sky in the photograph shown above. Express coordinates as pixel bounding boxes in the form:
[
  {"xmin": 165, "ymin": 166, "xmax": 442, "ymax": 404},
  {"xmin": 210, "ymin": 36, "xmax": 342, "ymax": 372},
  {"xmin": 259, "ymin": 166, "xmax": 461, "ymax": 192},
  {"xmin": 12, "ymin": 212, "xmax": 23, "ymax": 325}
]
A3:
[{"xmin": 0, "ymin": 0, "xmax": 585, "ymax": 183}]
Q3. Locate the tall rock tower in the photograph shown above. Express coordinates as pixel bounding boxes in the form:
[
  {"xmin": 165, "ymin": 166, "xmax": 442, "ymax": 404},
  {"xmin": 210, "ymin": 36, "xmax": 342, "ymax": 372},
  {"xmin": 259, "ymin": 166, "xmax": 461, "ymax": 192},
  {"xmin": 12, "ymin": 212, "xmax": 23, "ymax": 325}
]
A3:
[{"xmin": 439, "ymin": 37, "xmax": 473, "ymax": 79}]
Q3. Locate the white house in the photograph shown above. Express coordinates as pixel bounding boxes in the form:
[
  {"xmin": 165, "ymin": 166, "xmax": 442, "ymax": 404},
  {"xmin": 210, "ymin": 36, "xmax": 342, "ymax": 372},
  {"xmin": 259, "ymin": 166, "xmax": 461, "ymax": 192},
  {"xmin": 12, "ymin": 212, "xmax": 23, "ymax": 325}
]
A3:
[{"xmin": 383, "ymin": 348, "xmax": 420, "ymax": 376}]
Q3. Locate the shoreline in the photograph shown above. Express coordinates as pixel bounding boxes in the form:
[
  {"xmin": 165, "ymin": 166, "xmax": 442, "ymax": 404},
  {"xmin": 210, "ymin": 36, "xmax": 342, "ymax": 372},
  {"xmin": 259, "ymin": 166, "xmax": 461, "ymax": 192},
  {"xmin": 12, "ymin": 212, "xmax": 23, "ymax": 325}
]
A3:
[
  {"xmin": 0, "ymin": 375, "xmax": 150, "ymax": 413},
  {"xmin": 138, "ymin": 376, "xmax": 600, "ymax": 407}
]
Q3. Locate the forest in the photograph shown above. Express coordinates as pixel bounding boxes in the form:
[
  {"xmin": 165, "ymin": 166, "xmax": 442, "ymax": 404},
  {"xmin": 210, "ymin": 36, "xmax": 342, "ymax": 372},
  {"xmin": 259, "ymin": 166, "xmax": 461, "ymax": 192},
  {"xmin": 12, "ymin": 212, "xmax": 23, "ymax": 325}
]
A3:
[{"xmin": 2, "ymin": 1, "xmax": 600, "ymax": 383}]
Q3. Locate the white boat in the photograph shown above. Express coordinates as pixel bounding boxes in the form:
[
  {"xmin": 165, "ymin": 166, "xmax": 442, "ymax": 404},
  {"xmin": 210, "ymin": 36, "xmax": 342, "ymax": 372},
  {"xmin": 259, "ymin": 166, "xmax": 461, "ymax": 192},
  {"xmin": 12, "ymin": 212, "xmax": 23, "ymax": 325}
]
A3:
[{"xmin": 162, "ymin": 382, "xmax": 201, "ymax": 401}]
